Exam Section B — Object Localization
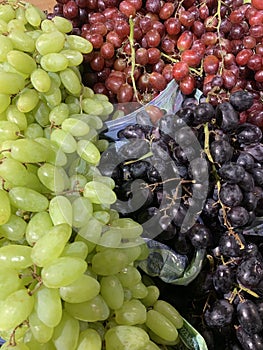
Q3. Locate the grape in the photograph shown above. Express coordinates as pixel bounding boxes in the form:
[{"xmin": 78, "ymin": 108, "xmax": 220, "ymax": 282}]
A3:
[
  {"xmin": 146, "ymin": 309, "xmax": 178, "ymax": 342},
  {"xmin": 0, "ymin": 188, "xmax": 11, "ymax": 225},
  {"xmin": 237, "ymin": 300, "xmax": 263, "ymax": 334},
  {"xmin": 76, "ymin": 328, "xmax": 102, "ymax": 350},
  {"xmin": 0, "ymin": 289, "xmax": 34, "ymax": 331},
  {"xmin": 31, "ymin": 223, "xmax": 71, "ymax": 267},
  {"xmin": 41, "ymin": 256, "xmax": 87, "ymax": 288},
  {"xmin": 8, "ymin": 186, "xmax": 49, "ymax": 212},
  {"xmin": 52, "ymin": 310, "xmax": 80, "ymax": 350},
  {"xmin": 105, "ymin": 325, "xmax": 150, "ymax": 350},
  {"xmin": 35, "ymin": 286, "xmax": 62, "ymax": 328},
  {"xmin": 153, "ymin": 300, "xmax": 184, "ymax": 329},
  {"xmin": 0, "ymin": 214, "xmax": 27, "ymax": 241},
  {"xmin": 100, "ymin": 275, "xmax": 124, "ymax": 309},
  {"xmin": 36, "ymin": 30, "xmax": 65, "ymax": 55},
  {"xmin": 28, "ymin": 311, "xmax": 54, "ymax": 344},
  {"xmin": 115, "ymin": 299, "xmax": 147, "ymax": 325}
]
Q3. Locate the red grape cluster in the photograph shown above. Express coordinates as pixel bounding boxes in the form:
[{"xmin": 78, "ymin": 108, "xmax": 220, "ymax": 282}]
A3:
[{"xmin": 49, "ymin": 0, "xmax": 263, "ymax": 123}]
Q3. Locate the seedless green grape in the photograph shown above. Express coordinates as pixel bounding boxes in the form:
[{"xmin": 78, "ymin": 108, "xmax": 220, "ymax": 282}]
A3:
[
  {"xmin": 8, "ymin": 186, "xmax": 49, "ymax": 212},
  {"xmin": 25, "ymin": 3, "xmax": 42, "ymax": 27},
  {"xmin": 145, "ymin": 310, "xmax": 178, "ymax": 342},
  {"xmin": 8, "ymin": 29, "xmax": 35, "ymax": 52},
  {"xmin": 76, "ymin": 328, "xmax": 102, "ymax": 350},
  {"xmin": 34, "ymin": 286, "xmax": 62, "ymax": 328},
  {"xmin": 29, "ymin": 311, "xmax": 54, "ymax": 344},
  {"xmin": 59, "ymin": 68, "xmax": 82, "ymax": 96},
  {"xmin": 66, "ymin": 35, "xmax": 93, "ymax": 54},
  {"xmin": 100, "ymin": 275, "xmax": 124, "ymax": 310},
  {"xmin": 105, "ymin": 325, "xmax": 150, "ymax": 350},
  {"xmin": 26, "ymin": 211, "xmax": 53, "ymax": 246},
  {"xmin": 31, "ymin": 223, "xmax": 71, "ymax": 267},
  {"xmin": 0, "ymin": 266, "xmax": 22, "ymax": 299},
  {"xmin": 62, "ymin": 241, "xmax": 88, "ymax": 259},
  {"xmin": 16, "ymin": 88, "xmax": 39, "ymax": 113},
  {"xmin": 10, "ymin": 138, "xmax": 48, "ymax": 163},
  {"xmin": 37, "ymin": 163, "xmax": 66, "ymax": 193},
  {"xmin": 49, "ymin": 103, "xmax": 69, "ymax": 125},
  {"xmin": 7, "ymin": 50, "xmax": 36, "ymax": 74},
  {"xmin": 0, "ymin": 120, "xmax": 20, "ymax": 141},
  {"xmin": 61, "ymin": 118, "xmax": 89, "ymax": 137},
  {"xmin": 6, "ymin": 104, "xmax": 27, "ymax": 130},
  {"xmin": 91, "ymin": 248, "xmax": 129, "ymax": 276},
  {"xmin": 153, "ymin": 300, "xmax": 184, "ymax": 329},
  {"xmin": 0, "ymin": 34, "xmax": 13, "ymax": 62},
  {"xmin": 0, "ymin": 93, "xmax": 11, "ymax": 113},
  {"xmin": 40, "ymin": 53, "xmax": 68, "ymax": 72},
  {"xmin": 52, "ymin": 310, "xmax": 79, "ymax": 350},
  {"xmin": 72, "ymin": 197, "xmax": 93, "ymax": 228},
  {"xmin": 59, "ymin": 274, "xmax": 100, "ymax": 303},
  {"xmin": 83, "ymin": 181, "xmax": 117, "ymax": 204},
  {"xmin": 0, "ymin": 244, "xmax": 33, "ymax": 269},
  {"xmin": 41, "ymin": 256, "xmax": 87, "ymax": 288},
  {"xmin": 30, "ymin": 68, "xmax": 51, "ymax": 92},
  {"xmin": 0, "ymin": 289, "xmax": 34, "ymax": 331},
  {"xmin": 49, "ymin": 196, "xmax": 73, "ymax": 226},
  {"xmin": 0, "ymin": 214, "xmax": 27, "ymax": 241},
  {"xmin": 65, "ymin": 295, "xmax": 110, "ymax": 322},
  {"xmin": 115, "ymin": 299, "xmax": 147, "ymax": 325}
]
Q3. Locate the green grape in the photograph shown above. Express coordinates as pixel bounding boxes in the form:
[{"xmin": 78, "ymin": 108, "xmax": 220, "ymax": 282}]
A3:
[
  {"xmin": 6, "ymin": 104, "xmax": 27, "ymax": 130},
  {"xmin": 72, "ymin": 197, "xmax": 93, "ymax": 228},
  {"xmin": 29, "ymin": 311, "xmax": 54, "ymax": 344},
  {"xmin": 0, "ymin": 158, "xmax": 29, "ymax": 186},
  {"xmin": 33, "ymin": 102, "xmax": 50, "ymax": 127},
  {"xmin": 141, "ymin": 286, "xmax": 160, "ymax": 307},
  {"xmin": 77, "ymin": 139, "xmax": 100, "ymax": 165},
  {"xmin": 59, "ymin": 68, "xmax": 82, "ymax": 96},
  {"xmin": 35, "ymin": 138, "xmax": 67, "ymax": 167},
  {"xmin": 0, "ymin": 35, "xmax": 14, "ymax": 62},
  {"xmin": 0, "ymin": 93, "xmax": 11, "ymax": 113},
  {"xmin": 50, "ymin": 128, "xmax": 77, "ymax": 154},
  {"xmin": 0, "ymin": 288, "xmax": 34, "ymax": 331},
  {"xmin": 30, "ymin": 68, "xmax": 51, "ymax": 93},
  {"xmin": 8, "ymin": 29, "xmax": 35, "ymax": 53},
  {"xmin": 100, "ymin": 275, "xmax": 124, "ymax": 310},
  {"xmin": 153, "ymin": 300, "xmax": 184, "ymax": 329},
  {"xmin": 26, "ymin": 211, "xmax": 53, "ymax": 246},
  {"xmin": 25, "ymin": 4, "xmax": 42, "ymax": 27},
  {"xmin": 83, "ymin": 181, "xmax": 117, "ymax": 204},
  {"xmin": 16, "ymin": 88, "xmax": 39, "ymax": 113},
  {"xmin": 66, "ymin": 34, "xmax": 93, "ymax": 54},
  {"xmin": 115, "ymin": 299, "xmax": 147, "ymax": 325},
  {"xmin": 40, "ymin": 19, "xmax": 56, "ymax": 33},
  {"xmin": 105, "ymin": 325, "xmax": 150, "ymax": 350},
  {"xmin": 71, "ymin": 114, "xmax": 103, "ymax": 130},
  {"xmin": 61, "ymin": 241, "xmax": 88, "ymax": 260},
  {"xmin": 116, "ymin": 266, "xmax": 142, "ymax": 288},
  {"xmin": 120, "ymin": 246, "xmax": 142, "ymax": 265},
  {"xmin": 24, "ymin": 123, "xmax": 43, "ymax": 139},
  {"xmin": 7, "ymin": 18, "xmax": 26, "ymax": 32},
  {"xmin": 37, "ymin": 163, "xmax": 66, "ymax": 193},
  {"xmin": 65, "ymin": 294, "xmax": 110, "ymax": 322},
  {"xmin": 41, "ymin": 256, "xmax": 87, "ymax": 288},
  {"xmin": 95, "ymin": 139, "xmax": 109, "ymax": 152},
  {"xmin": 24, "ymin": 330, "xmax": 56, "ymax": 349},
  {"xmin": 0, "ymin": 120, "xmax": 20, "ymax": 141},
  {"xmin": 59, "ymin": 273, "xmax": 100, "ymax": 303},
  {"xmin": 77, "ymin": 328, "xmax": 102, "ymax": 350},
  {"xmin": 93, "ymin": 210, "xmax": 110, "ymax": 225},
  {"xmin": 24, "ymin": 172, "xmax": 48, "ymax": 193},
  {"xmin": 0, "ymin": 213, "xmax": 27, "ymax": 241},
  {"xmin": 0, "ymin": 244, "xmax": 32, "ymax": 269},
  {"xmin": 40, "ymin": 53, "xmax": 68, "ymax": 73},
  {"xmin": 52, "ymin": 16, "xmax": 73, "ymax": 33},
  {"xmin": 81, "ymin": 98, "xmax": 104, "ymax": 115},
  {"xmin": 98, "ymin": 227, "xmax": 122, "ymax": 248},
  {"xmin": 91, "ymin": 248, "xmax": 129, "ymax": 276},
  {"xmin": 111, "ymin": 219, "xmax": 143, "ymax": 240},
  {"xmin": 129, "ymin": 280, "xmax": 148, "ymax": 299},
  {"xmin": 100, "ymin": 100, "xmax": 114, "ymax": 117},
  {"xmin": 43, "ymin": 84, "xmax": 62, "ymax": 107},
  {"xmin": 61, "ymin": 118, "xmax": 89, "ymax": 137},
  {"xmin": 92, "ymin": 175, "xmax": 115, "ymax": 189},
  {"xmin": 36, "ymin": 31, "xmax": 65, "ymax": 56},
  {"xmin": 60, "ymin": 49, "xmax": 83, "ymax": 67},
  {"xmin": 145, "ymin": 310, "xmax": 178, "ymax": 342},
  {"xmin": 49, "ymin": 103, "xmax": 69, "ymax": 125},
  {"xmin": 0, "ymin": 189, "xmax": 11, "ymax": 225},
  {"xmin": 31, "ymin": 223, "xmax": 71, "ymax": 267},
  {"xmin": 48, "ymin": 72, "xmax": 61, "ymax": 87},
  {"xmin": 0, "ymin": 266, "xmax": 22, "ymax": 299},
  {"xmin": 8, "ymin": 186, "xmax": 49, "ymax": 212},
  {"xmin": 49, "ymin": 196, "xmax": 73, "ymax": 226},
  {"xmin": 0, "ymin": 3, "xmax": 15, "ymax": 22},
  {"xmin": 1, "ymin": 321, "xmax": 29, "ymax": 343},
  {"xmin": 35, "ymin": 286, "xmax": 62, "ymax": 328},
  {"xmin": 10, "ymin": 138, "xmax": 48, "ymax": 163},
  {"xmin": 15, "ymin": 6, "xmax": 27, "ymax": 24},
  {"xmin": 52, "ymin": 310, "xmax": 79, "ymax": 350},
  {"xmin": 78, "ymin": 218, "xmax": 102, "ymax": 243},
  {"xmin": 7, "ymin": 50, "xmax": 36, "ymax": 75}
]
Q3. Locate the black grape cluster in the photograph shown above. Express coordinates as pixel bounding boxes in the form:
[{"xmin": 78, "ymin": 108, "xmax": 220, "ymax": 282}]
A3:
[{"xmin": 100, "ymin": 90, "xmax": 263, "ymax": 350}]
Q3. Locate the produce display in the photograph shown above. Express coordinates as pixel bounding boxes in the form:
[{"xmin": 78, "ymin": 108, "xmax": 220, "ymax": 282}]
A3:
[{"xmin": 0, "ymin": 0, "xmax": 262, "ymax": 349}]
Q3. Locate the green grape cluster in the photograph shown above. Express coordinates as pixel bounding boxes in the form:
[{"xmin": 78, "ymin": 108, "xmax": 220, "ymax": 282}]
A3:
[{"xmin": 0, "ymin": 2, "xmax": 187, "ymax": 349}]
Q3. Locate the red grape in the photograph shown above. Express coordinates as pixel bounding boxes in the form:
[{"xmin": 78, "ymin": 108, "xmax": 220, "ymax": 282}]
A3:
[
  {"xmin": 203, "ymin": 55, "xmax": 220, "ymax": 74},
  {"xmin": 177, "ymin": 31, "xmax": 193, "ymax": 51},
  {"xmin": 172, "ymin": 61, "xmax": 190, "ymax": 81},
  {"xmin": 179, "ymin": 75, "xmax": 196, "ymax": 95}
]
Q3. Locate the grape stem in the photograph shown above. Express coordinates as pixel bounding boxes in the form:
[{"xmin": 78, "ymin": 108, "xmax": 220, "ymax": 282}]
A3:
[{"xmin": 128, "ymin": 16, "xmax": 140, "ymax": 103}]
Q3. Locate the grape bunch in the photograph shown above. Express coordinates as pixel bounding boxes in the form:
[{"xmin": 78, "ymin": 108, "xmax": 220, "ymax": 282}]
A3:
[
  {"xmin": 49, "ymin": 0, "xmax": 263, "ymax": 119},
  {"xmin": 100, "ymin": 89, "xmax": 263, "ymax": 349},
  {"xmin": 0, "ymin": 2, "xmax": 195, "ymax": 350}
]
